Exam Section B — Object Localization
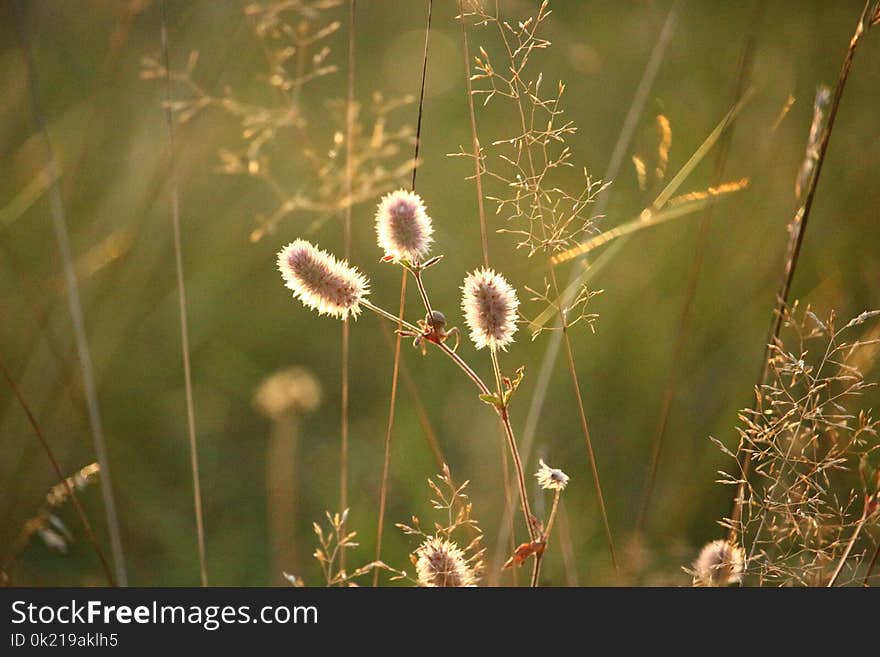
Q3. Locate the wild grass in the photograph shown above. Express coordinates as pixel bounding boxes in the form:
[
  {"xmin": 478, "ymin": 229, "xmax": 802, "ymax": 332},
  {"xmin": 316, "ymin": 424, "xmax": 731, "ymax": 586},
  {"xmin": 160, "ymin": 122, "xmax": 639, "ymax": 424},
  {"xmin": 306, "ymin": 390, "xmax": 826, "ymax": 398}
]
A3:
[
  {"xmin": 160, "ymin": 0, "xmax": 208, "ymax": 587},
  {"xmin": 3, "ymin": 0, "xmax": 880, "ymax": 589},
  {"xmin": 717, "ymin": 306, "xmax": 880, "ymax": 586}
]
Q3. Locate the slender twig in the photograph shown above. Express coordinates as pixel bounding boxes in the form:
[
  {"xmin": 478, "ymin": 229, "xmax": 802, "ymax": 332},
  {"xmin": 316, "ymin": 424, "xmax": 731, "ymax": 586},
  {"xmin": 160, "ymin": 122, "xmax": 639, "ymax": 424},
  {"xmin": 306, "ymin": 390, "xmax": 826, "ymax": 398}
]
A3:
[
  {"xmin": 461, "ymin": 0, "xmax": 528, "ymax": 582},
  {"xmin": 827, "ymin": 511, "xmax": 867, "ymax": 587},
  {"xmin": 373, "ymin": 0, "xmax": 433, "ymax": 587},
  {"xmin": 557, "ymin": 499, "xmax": 579, "ymax": 586},
  {"xmin": 0, "ymin": 358, "xmax": 115, "ymax": 585},
  {"xmin": 413, "ymin": 268, "xmax": 433, "ymax": 317},
  {"xmin": 12, "ymin": 0, "xmax": 127, "ymax": 586},
  {"xmin": 481, "ymin": 3, "xmax": 618, "ymax": 579},
  {"xmin": 161, "ymin": 0, "xmax": 208, "ymax": 588},
  {"xmin": 339, "ymin": 0, "xmax": 357, "ymax": 571},
  {"xmin": 530, "ymin": 489, "xmax": 561, "ymax": 587},
  {"xmin": 365, "ymin": 300, "xmax": 490, "ymax": 394},
  {"xmin": 560, "ymin": 307, "xmax": 617, "ymax": 570},
  {"xmin": 363, "ymin": 298, "xmax": 536, "ymax": 559},
  {"xmin": 377, "ymin": 321, "xmax": 447, "ymax": 467},
  {"xmin": 410, "ymin": 0, "xmax": 432, "ymax": 191},
  {"xmin": 458, "ymin": 0, "xmax": 490, "ymax": 265},
  {"xmin": 636, "ymin": 0, "xmax": 763, "ymax": 536},
  {"xmin": 730, "ymin": 0, "xmax": 878, "ymax": 541},
  {"xmin": 491, "ymin": 349, "xmax": 536, "ymax": 547},
  {"xmin": 492, "ymin": 1, "xmax": 681, "ymax": 583},
  {"xmin": 373, "ymin": 274, "xmax": 407, "ymax": 588}
]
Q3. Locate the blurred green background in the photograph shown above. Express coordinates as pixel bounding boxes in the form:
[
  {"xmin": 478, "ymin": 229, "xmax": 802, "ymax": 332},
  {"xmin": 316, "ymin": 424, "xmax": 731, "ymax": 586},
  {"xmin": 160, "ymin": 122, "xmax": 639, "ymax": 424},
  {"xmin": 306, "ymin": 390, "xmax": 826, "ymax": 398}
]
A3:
[{"xmin": 1, "ymin": 0, "xmax": 879, "ymax": 586}]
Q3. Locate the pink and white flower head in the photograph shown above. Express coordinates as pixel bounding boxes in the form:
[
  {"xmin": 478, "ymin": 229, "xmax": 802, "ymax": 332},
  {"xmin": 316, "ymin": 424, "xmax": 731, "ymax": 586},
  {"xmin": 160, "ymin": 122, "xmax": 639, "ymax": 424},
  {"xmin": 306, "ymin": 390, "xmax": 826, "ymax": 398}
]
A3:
[
  {"xmin": 461, "ymin": 267, "xmax": 520, "ymax": 351},
  {"xmin": 375, "ymin": 189, "xmax": 433, "ymax": 263},
  {"xmin": 276, "ymin": 239, "xmax": 369, "ymax": 320}
]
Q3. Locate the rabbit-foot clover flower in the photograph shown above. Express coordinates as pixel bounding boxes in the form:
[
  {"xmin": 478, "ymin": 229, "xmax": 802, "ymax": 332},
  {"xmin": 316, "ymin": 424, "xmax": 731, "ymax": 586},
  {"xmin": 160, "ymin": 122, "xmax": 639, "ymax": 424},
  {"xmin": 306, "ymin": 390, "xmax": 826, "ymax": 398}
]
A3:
[
  {"xmin": 415, "ymin": 537, "xmax": 477, "ymax": 587},
  {"xmin": 535, "ymin": 459, "xmax": 570, "ymax": 491},
  {"xmin": 277, "ymin": 239, "xmax": 369, "ymax": 320},
  {"xmin": 375, "ymin": 189, "xmax": 434, "ymax": 264},
  {"xmin": 461, "ymin": 268, "xmax": 520, "ymax": 351},
  {"xmin": 692, "ymin": 539, "xmax": 745, "ymax": 587}
]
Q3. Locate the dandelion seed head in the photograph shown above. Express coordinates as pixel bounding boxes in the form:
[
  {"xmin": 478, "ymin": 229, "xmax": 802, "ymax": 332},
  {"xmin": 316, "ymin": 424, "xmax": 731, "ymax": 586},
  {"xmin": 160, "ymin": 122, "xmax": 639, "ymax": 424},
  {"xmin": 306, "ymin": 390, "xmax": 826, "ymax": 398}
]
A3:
[
  {"xmin": 461, "ymin": 268, "xmax": 519, "ymax": 351},
  {"xmin": 415, "ymin": 537, "xmax": 477, "ymax": 587},
  {"xmin": 693, "ymin": 539, "xmax": 745, "ymax": 587},
  {"xmin": 375, "ymin": 189, "xmax": 433, "ymax": 263},
  {"xmin": 277, "ymin": 239, "xmax": 369, "ymax": 320},
  {"xmin": 535, "ymin": 459, "xmax": 569, "ymax": 491}
]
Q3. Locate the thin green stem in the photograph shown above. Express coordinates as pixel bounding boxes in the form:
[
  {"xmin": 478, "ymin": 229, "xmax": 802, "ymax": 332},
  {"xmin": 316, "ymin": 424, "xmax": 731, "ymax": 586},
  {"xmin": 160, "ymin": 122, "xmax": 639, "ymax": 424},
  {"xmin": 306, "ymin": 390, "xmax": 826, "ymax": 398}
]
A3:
[
  {"xmin": 412, "ymin": 267, "xmax": 433, "ymax": 317},
  {"xmin": 161, "ymin": 0, "xmax": 208, "ymax": 587},
  {"xmin": 361, "ymin": 300, "xmax": 422, "ymax": 335},
  {"xmin": 13, "ymin": 0, "xmax": 127, "ymax": 586},
  {"xmin": 372, "ymin": 272, "xmax": 407, "ymax": 587},
  {"xmin": 491, "ymin": 350, "xmax": 536, "ymax": 551},
  {"xmin": 339, "ymin": 0, "xmax": 357, "ymax": 572},
  {"xmin": 531, "ymin": 490, "xmax": 561, "ymax": 587},
  {"xmin": 0, "ymin": 358, "xmax": 115, "ymax": 586}
]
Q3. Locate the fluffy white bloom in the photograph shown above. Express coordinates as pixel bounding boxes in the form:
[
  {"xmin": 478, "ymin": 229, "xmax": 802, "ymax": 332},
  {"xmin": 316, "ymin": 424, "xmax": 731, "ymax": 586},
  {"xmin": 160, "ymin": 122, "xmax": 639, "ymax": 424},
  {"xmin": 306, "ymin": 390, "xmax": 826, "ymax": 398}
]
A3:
[
  {"xmin": 461, "ymin": 268, "xmax": 519, "ymax": 351},
  {"xmin": 375, "ymin": 189, "xmax": 433, "ymax": 263},
  {"xmin": 535, "ymin": 459, "xmax": 569, "ymax": 491},
  {"xmin": 692, "ymin": 540, "xmax": 745, "ymax": 587},
  {"xmin": 277, "ymin": 239, "xmax": 369, "ymax": 320}
]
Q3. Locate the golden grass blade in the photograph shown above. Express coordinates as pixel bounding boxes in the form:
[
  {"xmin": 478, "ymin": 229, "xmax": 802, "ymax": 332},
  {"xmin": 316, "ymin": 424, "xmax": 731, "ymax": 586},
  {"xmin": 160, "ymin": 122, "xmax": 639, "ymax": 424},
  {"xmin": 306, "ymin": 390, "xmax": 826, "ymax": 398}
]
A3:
[{"xmin": 550, "ymin": 181, "xmax": 747, "ymax": 266}]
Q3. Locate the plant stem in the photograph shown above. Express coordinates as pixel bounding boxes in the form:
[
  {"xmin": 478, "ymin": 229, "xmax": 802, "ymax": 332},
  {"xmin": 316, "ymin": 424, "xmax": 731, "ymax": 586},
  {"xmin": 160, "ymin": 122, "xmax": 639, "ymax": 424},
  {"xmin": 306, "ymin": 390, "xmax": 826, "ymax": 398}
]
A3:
[
  {"xmin": 161, "ymin": 0, "xmax": 208, "ymax": 587},
  {"xmin": 491, "ymin": 350, "xmax": 536, "ymax": 553},
  {"xmin": 730, "ymin": 0, "xmax": 877, "ymax": 542},
  {"xmin": 368, "ymin": 279, "xmax": 536, "ymax": 581},
  {"xmin": 636, "ymin": 0, "xmax": 762, "ymax": 537},
  {"xmin": 372, "ymin": 273, "xmax": 407, "ymax": 587},
  {"xmin": 361, "ymin": 300, "xmax": 421, "ymax": 335},
  {"xmin": 339, "ymin": 0, "xmax": 357, "ymax": 572},
  {"xmin": 863, "ymin": 540, "xmax": 880, "ymax": 587},
  {"xmin": 361, "ymin": 301, "xmax": 491, "ymax": 394},
  {"xmin": 437, "ymin": 342, "xmax": 491, "ymax": 396},
  {"xmin": 0, "ymin": 358, "xmax": 115, "ymax": 585},
  {"xmin": 828, "ymin": 512, "xmax": 866, "ymax": 587},
  {"xmin": 13, "ymin": 0, "xmax": 127, "ymax": 586},
  {"xmin": 413, "ymin": 267, "xmax": 433, "ymax": 316},
  {"xmin": 372, "ymin": 0, "xmax": 433, "ymax": 587},
  {"xmin": 530, "ymin": 489, "xmax": 561, "ymax": 587},
  {"xmin": 458, "ymin": 0, "xmax": 490, "ymax": 266}
]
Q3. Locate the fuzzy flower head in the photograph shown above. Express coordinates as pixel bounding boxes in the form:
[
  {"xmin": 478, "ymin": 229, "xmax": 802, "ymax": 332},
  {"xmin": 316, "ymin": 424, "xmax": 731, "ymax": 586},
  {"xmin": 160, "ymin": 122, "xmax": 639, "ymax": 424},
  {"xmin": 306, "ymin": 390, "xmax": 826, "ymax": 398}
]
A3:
[
  {"xmin": 461, "ymin": 268, "xmax": 520, "ymax": 351},
  {"xmin": 375, "ymin": 189, "xmax": 433, "ymax": 263},
  {"xmin": 277, "ymin": 239, "xmax": 369, "ymax": 320},
  {"xmin": 415, "ymin": 537, "xmax": 477, "ymax": 587},
  {"xmin": 692, "ymin": 539, "xmax": 745, "ymax": 587},
  {"xmin": 535, "ymin": 459, "xmax": 569, "ymax": 491}
]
